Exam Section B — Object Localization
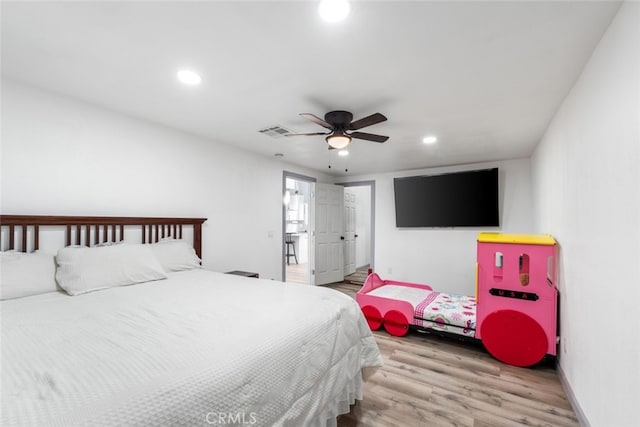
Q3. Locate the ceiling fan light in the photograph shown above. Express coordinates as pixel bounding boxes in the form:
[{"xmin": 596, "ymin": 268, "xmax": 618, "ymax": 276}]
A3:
[{"xmin": 326, "ymin": 134, "xmax": 351, "ymax": 149}]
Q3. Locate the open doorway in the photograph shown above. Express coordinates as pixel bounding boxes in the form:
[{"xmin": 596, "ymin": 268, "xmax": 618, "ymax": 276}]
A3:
[
  {"xmin": 282, "ymin": 172, "xmax": 315, "ymax": 284},
  {"xmin": 340, "ymin": 181, "xmax": 375, "ymax": 285}
]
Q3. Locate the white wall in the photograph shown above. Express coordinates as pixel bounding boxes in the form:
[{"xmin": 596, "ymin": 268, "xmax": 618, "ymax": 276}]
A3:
[
  {"xmin": 341, "ymin": 158, "xmax": 533, "ymax": 296},
  {"xmin": 531, "ymin": 3, "xmax": 639, "ymax": 426},
  {"xmin": 1, "ymin": 79, "xmax": 331, "ymax": 281}
]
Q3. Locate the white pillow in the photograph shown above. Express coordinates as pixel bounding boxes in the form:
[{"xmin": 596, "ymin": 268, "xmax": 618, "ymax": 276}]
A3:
[
  {"xmin": 56, "ymin": 243, "xmax": 168, "ymax": 296},
  {"xmin": 1, "ymin": 252, "xmax": 58, "ymax": 300},
  {"xmin": 149, "ymin": 239, "xmax": 201, "ymax": 272}
]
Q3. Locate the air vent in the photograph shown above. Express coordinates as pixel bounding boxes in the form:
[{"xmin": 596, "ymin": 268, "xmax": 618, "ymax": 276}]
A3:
[{"xmin": 258, "ymin": 125, "xmax": 292, "ymax": 138}]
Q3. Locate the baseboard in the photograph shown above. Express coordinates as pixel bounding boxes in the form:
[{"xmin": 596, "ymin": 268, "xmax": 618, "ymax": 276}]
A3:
[{"xmin": 557, "ymin": 363, "xmax": 591, "ymax": 427}]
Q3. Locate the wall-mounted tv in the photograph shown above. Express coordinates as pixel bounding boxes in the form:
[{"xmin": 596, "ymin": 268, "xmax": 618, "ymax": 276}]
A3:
[{"xmin": 394, "ymin": 168, "xmax": 499, "ymax": 227}]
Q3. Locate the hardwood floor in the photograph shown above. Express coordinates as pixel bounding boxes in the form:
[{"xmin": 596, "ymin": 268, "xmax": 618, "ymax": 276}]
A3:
[
  {"xmin": 327, "ymin": 282, "xmax": 578, "ymax": 427},
  {"xmin": 287, "ymin": 264, "xmax": 370, "ymax": 286},
  {"xmin": 286, "ymin": 262, "xmax": 309, "ymax": 284},
  {"xmin": 344, "ymin": 265, "xmax": 370, "ymax": 285}
]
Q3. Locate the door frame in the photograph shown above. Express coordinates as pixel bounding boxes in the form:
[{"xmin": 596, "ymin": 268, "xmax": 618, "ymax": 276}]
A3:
[
  {"xmin": 282, "ymin": 171, "xmax": 316, "ymax": 282},
  {"xmin": 336, "ymin": 180, "xmax": 376, "ymax": 271}
]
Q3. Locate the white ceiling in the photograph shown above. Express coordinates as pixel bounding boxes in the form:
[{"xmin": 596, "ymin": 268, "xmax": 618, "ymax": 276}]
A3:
[{"xmin": 1, "ymin": 1, "xmax": 620, "ymax": 176}]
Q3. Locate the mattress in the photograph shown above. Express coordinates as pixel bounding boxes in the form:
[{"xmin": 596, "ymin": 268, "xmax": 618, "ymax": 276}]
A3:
[
  {"xmin": 1, "ymin": 269, "xmax": 382, "ymax": 426},
  {"xmin": 367, "ymin": 284, "xmax": 477, "ymax": 337}
]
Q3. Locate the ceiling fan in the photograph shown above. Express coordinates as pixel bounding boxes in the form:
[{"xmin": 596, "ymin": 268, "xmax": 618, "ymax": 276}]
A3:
[{"xmin": 287, "ymin": 110, "xmax": 388, "ymax": 149}]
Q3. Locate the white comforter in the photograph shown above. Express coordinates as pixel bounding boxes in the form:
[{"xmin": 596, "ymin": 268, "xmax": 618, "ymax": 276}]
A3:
[{"xmin": 1, "ymin": 269, "xmax": 382, "ymax": 426}]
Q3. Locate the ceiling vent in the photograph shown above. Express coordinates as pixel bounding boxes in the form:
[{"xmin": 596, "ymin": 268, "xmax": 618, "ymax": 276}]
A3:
[{"xmin": 258, "ymin": 125, "xmax": 293, "ymax": 138}]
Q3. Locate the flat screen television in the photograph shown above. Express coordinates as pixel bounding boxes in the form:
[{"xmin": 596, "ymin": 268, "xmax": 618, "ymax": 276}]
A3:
[{"xmin": 394, "ymin": 168, "xmax": 499, "ymax": 227}]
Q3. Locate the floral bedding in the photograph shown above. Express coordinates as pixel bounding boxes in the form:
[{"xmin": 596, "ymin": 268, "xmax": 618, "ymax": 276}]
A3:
[{"xmin": 414, "ymin": 291, "xmax": 477, "ymax": 337}]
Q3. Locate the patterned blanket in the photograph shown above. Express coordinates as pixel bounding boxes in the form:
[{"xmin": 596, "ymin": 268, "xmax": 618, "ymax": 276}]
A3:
[{"xmin": 414, "ymin": 292, "xmax": 477, "ymax": 337}]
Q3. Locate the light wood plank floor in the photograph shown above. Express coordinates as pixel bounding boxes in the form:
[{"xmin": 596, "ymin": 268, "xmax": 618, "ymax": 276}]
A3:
[
  {"xmin": 327, "ymin": 282, "xmax": 578, "ymax": 427},
  {"xmin": 344, "ymin": 265, "xmax": 370, "ymax": 285},
  {"xmin": 287, "ymin": 264, "xmax": 369, "ymax": 286},
  {"xmin": 286, "ymin": 262, "xmax": 309, "ymax": 285}
]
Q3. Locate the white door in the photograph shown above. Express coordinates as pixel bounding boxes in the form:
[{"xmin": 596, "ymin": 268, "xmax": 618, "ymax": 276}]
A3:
[
  {"xmin": 313, "ymin": 183, "xmax": 344, "ymax": 285},
  {"xmin": 343, "ymin": 189, "xmax": 357, "ymax": 276}
]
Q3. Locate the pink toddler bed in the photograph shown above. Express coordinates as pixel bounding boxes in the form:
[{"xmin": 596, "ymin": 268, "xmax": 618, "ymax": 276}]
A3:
[
  {"xmin": 356, "ymin": 273, "xmax": 477, "ymax": 338},
  {"xmin": 357, "ymin": 233, "xmax": 559, "ymax": 368}
]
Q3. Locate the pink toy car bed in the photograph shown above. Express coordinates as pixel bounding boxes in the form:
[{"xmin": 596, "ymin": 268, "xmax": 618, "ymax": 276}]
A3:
[
  {"xmin": 356, "ymin": 273, "xmax": 477, "ymax": 339},
  {"xmin": 356, "ymin": 233, "xmax": 559, "ymax": 368}
]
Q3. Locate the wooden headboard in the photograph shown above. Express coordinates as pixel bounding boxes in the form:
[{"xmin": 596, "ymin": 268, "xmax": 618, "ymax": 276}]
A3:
[{"xmin": 0, "ymin": 215, "xmax": 208, "ymax": 258}]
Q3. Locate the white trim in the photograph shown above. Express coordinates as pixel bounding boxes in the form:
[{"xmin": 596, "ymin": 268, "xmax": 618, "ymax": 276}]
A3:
[{"xmin": 557, "ymin": 364, "xmax": 591, "ymax": 427}]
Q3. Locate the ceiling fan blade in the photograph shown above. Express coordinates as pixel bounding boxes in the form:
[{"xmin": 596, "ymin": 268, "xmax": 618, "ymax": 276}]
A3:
[
  {"xmin": 285, "ymin": 132, "xmax": 331, "ymax": 137},
  {"xmin": 300, "ymin": 113, "xmax": 334, "ymax": 130},
  {"xmin": 350, "ymin": 132, "xmax": 389, "ymax": 143},
  {"xmin": 349, "ymin": 113, "xmax": 387, "ymax": 130}
]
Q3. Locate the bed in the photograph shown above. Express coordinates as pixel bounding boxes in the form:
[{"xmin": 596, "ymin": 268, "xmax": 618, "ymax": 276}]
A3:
[{"xmin": 0, "ymin": 215, "xmax": 382, "ymax": 426}]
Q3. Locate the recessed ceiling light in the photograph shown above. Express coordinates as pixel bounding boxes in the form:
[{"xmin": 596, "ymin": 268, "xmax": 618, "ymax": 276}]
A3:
[
  {"xmin": 318, "ymin": 0, "xmax": 350, "ymax": 23},
  {"xmin": 177, "ymin": 69, "xmax": 201, "ymax": 86},
  {"xmin": 422, "ymin": 135, "xmax": 438, "ymax": 144},
  {"xmin": 338, "ymin": 149, "xmax": 349, "ymax": 156}
]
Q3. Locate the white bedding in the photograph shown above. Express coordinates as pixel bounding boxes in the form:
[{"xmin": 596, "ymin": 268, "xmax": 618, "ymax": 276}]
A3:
[
  {"xmin": 1, "ymin": 269, "xmax": 382, "ymax": 426},
  {"xmin": 366, "ymin": 284, "xmax": 432, "ymax": 306}
]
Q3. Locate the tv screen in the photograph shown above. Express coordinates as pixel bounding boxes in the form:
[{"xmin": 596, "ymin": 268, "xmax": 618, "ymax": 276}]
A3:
[{"xmin": 394, "ymin": 168, "xmax": 499, "ymax": 227}]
